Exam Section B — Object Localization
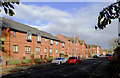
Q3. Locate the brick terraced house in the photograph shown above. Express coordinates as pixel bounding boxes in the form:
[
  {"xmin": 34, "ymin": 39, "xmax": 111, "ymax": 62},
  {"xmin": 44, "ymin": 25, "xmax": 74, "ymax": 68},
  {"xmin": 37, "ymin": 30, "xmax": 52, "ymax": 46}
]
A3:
[
  {"xmin": 0, "ymin": 18, "xmax": 65, "ymax": 59},
  {"xmin": 87, "ymin": 45, "xmax": 103, "ymax": 57},
  {"xmin": 0, "ymin": 17, "xmax": 103, "ymax": 60},
  {"xmin": 56, "ymin": 34, "xmax": 87, "ymax": 58}
]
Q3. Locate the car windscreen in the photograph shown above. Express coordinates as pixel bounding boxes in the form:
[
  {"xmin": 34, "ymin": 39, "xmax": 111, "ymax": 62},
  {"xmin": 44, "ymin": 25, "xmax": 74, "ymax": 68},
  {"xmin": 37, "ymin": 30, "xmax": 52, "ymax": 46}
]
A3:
[
  {"xmin": 69, "ymin": 57, "xmax": 75, "ymax": 59},
  {"xmin": 55, "ymin": 58, "xmax": 61, "ymax": 60}
]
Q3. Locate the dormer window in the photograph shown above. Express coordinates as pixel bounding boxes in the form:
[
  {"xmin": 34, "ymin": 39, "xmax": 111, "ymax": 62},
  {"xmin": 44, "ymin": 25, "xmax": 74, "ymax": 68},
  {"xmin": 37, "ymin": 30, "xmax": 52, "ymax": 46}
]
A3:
[
  {"xmin": 37, "ymin": 34, "xmax": 41, "ymax": 43},
  {"xmin": 62, "ymin": 43, "xmax": 64, "ymax": 47},
  {"xmin": 26, "ymin": 31, "xmax": 32, "ymax": 42},
  {"xmin": 50, "ymin": 40, "xmax": 53, "ymax": 45},
  {"xmin": 56, "ymin": 41, "xmax": 58, "ymax": 46}
]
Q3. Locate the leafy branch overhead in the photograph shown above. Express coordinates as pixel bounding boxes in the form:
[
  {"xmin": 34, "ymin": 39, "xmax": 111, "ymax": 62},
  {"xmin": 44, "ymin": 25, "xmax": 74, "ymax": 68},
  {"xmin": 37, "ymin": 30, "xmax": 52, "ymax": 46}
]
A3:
[
  {"xmin": 1, "ymin": 1, "xmax": 19, "ymax": 16},
  {"xmin": 95, "ymin": 1, "xmax": 120, "ymax": 30}
]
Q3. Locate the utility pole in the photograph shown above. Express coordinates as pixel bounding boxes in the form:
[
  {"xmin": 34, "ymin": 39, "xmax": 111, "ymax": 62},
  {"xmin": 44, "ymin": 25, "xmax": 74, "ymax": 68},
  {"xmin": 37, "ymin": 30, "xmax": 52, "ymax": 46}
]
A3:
[{"xmin": 118, "ymin": 0, "xmax": 120, "ymax": 46}]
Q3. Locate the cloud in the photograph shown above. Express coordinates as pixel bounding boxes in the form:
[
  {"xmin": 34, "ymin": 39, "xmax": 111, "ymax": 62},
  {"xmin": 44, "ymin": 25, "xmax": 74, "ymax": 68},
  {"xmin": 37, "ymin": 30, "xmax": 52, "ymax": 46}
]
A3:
[{"xmin": 2, "ymin": 2, "xmax": 118, "ymax": 50}]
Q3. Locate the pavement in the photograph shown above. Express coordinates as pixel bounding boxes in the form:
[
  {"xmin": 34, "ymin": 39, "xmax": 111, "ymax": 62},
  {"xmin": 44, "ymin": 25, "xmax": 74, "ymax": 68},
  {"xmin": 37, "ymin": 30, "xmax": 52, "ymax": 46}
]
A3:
[
  {"xmin": 1, "ymin": 63, "xmax": 51, "ymax": 77},
  {"xmin": 1, "ymin": 57, "xmax": 111, "ymax": 78}
]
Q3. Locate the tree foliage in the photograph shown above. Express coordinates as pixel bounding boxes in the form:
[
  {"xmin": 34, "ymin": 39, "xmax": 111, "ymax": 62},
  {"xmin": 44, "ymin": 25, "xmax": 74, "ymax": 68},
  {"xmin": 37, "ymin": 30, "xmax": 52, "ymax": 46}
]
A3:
[
  {"xmin": 0, "ymin": 1, "xmax": 19, "ymax": 16},
  {"xmin": 95, "ymin": 1, "xmax": 120, "ymax": 30}
]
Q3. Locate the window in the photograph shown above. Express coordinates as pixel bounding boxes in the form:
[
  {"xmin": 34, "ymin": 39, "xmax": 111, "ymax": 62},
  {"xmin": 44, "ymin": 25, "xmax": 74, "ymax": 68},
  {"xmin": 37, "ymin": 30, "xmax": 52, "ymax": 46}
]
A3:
[
  {"xmin": 50, "ymin": 40, "xmax": 53, "ymax": 44},
  {"xmin": 44, "ymin": 48, "xmax": 47, "ymax": 54},
  {"xmin": 36, "ymin": 47, "xmax": 40, "ymax": 54},
  {"xmin": 13, "ymin": 31, "xmax": 16, "ymax": 37},
  {"xmin": 50, "ymin": 49, "xmax": 52, "ymax": 54},
  {"xmin": 26, "ymin": 32, "xmax": 32, "ymax": 40},
  {"xmin": 56, "ymin": 41, "xmax": 58, "ymax": 46},
  {"xmin": 56, "ymin": 49, "xmax": 58, "ymax": 54},
  {"xmin": 25, "ymin": 46, "xmax": 31, "ymax": 54},
  {"xmin": 62, "ymin": 50, "xmax": 64, "ymax": 54},
  {"xmin": 62, "ymin": 43, "xmax": 64, "ymax": 47},
  {"xmin": 37, "ymin": 35, "xmax": 41, "ymax": 42},
  {"xmin": 13, "ymin": 45, "xmax": 18, "ymax": 53},
  {"xmin": 45, "ymin": 39, "xmax": 47, "ymax": 43}
]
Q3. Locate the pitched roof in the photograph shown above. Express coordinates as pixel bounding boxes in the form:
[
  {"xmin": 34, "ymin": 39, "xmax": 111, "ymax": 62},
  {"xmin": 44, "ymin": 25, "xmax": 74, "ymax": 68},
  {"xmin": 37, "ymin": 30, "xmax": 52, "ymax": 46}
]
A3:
[
  {"xmin": 79, "ymin": 40, "xmax": 84, "ymax": 45},
  {"xmin": 62, "ymin": 35, "xmax": 78, "ymax": 43},
  {"xmin": 87, "ymin": 44, "xmax": 97, "ymax": 48},
  {"xmin": 0, "ymin": 17, "xmax": 64, "ymax": 42}
]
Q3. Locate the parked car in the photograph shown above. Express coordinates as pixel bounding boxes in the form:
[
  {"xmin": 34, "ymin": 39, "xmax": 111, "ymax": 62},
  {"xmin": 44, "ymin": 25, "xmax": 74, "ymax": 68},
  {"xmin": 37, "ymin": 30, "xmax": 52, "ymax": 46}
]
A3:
[
  {"xmin": 106, "ymin": 54, "xmax": 111, "ymax": 59},
  {"xmin": 52, "ymin": 57, "xmax": 67, "ymax": 65},
  {"xmin": 93, "ymin": 55, "xmax": 99, "ymax": 58},
  {"xmin": 67, "ymin": 56, "xmax": 81, "ymax": 64}
]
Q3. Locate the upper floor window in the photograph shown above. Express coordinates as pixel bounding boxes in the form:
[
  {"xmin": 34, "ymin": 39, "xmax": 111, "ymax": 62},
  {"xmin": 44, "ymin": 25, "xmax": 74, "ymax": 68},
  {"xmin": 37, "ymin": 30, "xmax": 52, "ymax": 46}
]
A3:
[
  {"xmin": 45, "ymin": 39, "xmax": 47, "ymax": 43},
  {"xmin": 37, "ymin": 34, "xmax": 41, "ymax": 42},
  {"xmin": 13, "ymin": 31, "xmax": 16, "ymax": 37},
  {"xmin": 56, "ymin": 41, "xmax": 58, "ymax": 46},
  {"xmin": 25, "ymin": 46, "xmax": 31, "ymax": 54},
  {"xmin": 13, "ymin": 45, "xmax": 18, "ymax": 53},
  {"xmin": 50, "ymin": 40, "xmax": 53, "ymax": 45},
  {"xmin": 62, "ymin": 43, "xmax": 64, "ymax": 47},
  {"xmin": 44, "ymin": 48, "xmax": 47, "ymax": 54},
  {"xmin": 26, "ymin": 32, "xmax": 32, "ymax": 41},
  {"xmin": 36, "ymin": 47, "xmax": 40, "ymax": 54}
]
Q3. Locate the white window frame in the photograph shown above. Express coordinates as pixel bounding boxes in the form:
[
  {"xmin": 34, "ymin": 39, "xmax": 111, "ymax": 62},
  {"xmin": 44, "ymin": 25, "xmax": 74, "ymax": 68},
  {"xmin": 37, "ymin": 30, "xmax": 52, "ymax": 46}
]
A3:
[
  {"xmin": 13, "ymin": 45, "xmax": 18, "ymax": 53},
  {"xmin": 25, "ymin": 46, "xmax": 31, "ymax": 54},
  {"xmin": 45, "ymin": 39, "xmax": 47, "ymax": 43},
  {"xmin": 62, "ymin": 43, "xmax": 64, "ymax": 47},
  {"xmin": 62, "ymin": 50, "xmax": 64, "ymax": 54},
  {"xmin": 50, "ymin": 40, "xmax": 53, "ymax": 44},
  {"xmin": 37, "ymin": 35, "xmax": 41, "ymax": 42},
  {"xmin": 56, "ymin": 41, "xmax": 58, "ymax": 46},
  {"xmin": 44, "ymin": 48, "xmax": 47, "ymax": 54},
  {"xmin": 56, "ymin": 49, "xmax": 58, "ymax": 54},
  {"xmin": 36, "ymin": 47, "xmax": 40, "ymax": 54},
  {"xmin": 13, "ymin": 31, "xmax": 16, "ymax": 37},
  {"xmin": 26, "ymin": 32, "xmax": 32, "ymax": 40},
  {"xmin": 50, "ymin": 49, "xmax": 52, "ymax": 54}
]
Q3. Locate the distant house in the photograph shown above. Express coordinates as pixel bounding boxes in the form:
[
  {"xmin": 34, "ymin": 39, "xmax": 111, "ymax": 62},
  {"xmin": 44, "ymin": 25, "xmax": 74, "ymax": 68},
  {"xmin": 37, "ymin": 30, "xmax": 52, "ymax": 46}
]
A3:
[{"xmin": 56, "ymin": 34, "xmax": 87, "ymax": 58}]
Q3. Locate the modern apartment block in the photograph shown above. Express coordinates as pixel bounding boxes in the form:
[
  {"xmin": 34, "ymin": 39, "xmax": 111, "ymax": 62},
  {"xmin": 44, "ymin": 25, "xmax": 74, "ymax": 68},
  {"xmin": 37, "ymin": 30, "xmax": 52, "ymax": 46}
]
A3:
[{"xmin": 0, "ymin": 17, "xmax": 65, "ymax": 59}]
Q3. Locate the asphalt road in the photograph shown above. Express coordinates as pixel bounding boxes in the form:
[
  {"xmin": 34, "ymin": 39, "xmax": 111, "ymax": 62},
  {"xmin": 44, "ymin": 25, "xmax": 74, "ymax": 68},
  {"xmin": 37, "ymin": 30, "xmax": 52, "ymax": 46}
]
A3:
[{"xmin": 3, "ymin": 57, "xmax": 111, "ymax": 78}]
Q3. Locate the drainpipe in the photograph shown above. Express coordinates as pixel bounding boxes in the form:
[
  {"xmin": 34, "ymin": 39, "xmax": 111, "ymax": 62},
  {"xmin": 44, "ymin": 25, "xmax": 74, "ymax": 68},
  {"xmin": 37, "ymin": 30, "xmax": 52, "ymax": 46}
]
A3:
[
  {"xmin": 33, "ymin": 35, "xmax": 34, "ymax": 57},
  {"xmin": 9, "ymin": 28, "xmax": 10, "ymax": 58}
]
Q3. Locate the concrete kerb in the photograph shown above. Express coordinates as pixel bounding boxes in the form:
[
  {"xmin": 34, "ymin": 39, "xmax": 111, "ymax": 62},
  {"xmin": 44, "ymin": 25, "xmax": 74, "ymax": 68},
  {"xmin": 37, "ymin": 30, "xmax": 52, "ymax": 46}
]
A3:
[{"xmin": 1, "ymin": 63, "xmax": 51, "ymax": 77}]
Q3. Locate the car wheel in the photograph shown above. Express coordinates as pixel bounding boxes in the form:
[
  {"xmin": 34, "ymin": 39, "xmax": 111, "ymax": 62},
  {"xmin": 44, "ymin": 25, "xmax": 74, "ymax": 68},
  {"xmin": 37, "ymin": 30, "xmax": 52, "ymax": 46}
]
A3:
[
  {"xmin": 75, "ymin": 62, "xmax": 77, "ymax": 64},
  {"xmin": 60, "ymin": 61, "xmax": 62, "ymax": 65}
]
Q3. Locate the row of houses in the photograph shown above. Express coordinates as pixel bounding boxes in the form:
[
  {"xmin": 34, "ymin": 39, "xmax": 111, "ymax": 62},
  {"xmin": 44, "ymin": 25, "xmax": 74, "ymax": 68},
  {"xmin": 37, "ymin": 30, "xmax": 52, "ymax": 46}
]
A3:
[{"xmin": 0, "ymin": 17, "xmax": 103, "ymax": 59}]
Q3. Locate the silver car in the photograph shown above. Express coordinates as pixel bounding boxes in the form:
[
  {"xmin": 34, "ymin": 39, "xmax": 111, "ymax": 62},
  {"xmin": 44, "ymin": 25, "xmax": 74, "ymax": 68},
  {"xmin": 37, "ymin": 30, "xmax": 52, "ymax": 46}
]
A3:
[{"xmin": 52, "ymin": 57, "xmax": 67, "ymax": 65}]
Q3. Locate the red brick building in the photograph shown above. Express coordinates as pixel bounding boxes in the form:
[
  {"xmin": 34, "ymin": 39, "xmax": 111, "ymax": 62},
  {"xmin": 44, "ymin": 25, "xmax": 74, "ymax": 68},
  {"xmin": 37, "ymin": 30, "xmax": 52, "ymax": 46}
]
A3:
[
  {"xmin": 0, "ymin": 17, "xmax": 104, "ymax": 60},
  {"xmin": 87, "ymin": 45, "xmax": 103, "ymax": 57},
  {"xmin": 56, "ymin": 34, "xmax": 87, "ymax": 58},
  {"xmin": 1, "ymin": 18, "xmax": 65, "ymax": 59}
]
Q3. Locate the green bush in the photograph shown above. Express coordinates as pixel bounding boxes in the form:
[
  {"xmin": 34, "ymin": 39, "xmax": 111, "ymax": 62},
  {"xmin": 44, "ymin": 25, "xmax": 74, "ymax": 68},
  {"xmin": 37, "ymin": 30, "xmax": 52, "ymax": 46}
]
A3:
[
  {"xmin": 7, "ymin": 60, "xmax": 20, "ymax": 65},
  {"xmin": 22, "ymin": 59, "xmax": 31, "ymax": 63},
  {"xmin": 47, "ymin": 58, "xmax": 51, "ymax": 61},
  {"xmin": 34, "ymin": 58, "xmax": 41, "ymax": 63}
]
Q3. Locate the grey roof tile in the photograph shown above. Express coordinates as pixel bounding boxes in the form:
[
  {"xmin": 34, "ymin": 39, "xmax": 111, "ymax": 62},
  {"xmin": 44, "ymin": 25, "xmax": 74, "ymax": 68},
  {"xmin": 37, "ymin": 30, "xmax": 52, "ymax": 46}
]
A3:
[{"xmin": 0, "ymin": 17, "xmax": 64, "ymax": 42}]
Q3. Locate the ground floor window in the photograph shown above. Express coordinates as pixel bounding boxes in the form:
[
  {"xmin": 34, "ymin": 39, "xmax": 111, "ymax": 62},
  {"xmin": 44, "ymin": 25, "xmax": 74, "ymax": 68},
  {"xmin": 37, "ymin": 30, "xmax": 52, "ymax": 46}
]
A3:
[
  {"xmin": 25, "ymin": 46, "xmax": 31, "ymax": 54},
  {"xmin": 36, "ymin": 47, "xmax": 40, "ymax": 54},
  {"xmin": 50, "ymin": 49, "xmax": 52, "ymax": 54},
  {"xmin": 13, "ymin": 45, "xmax": 18, "ymax": 53},
  {"xmin": 44, "ymin": 48, "xmax": 47, "ymax": 54}
]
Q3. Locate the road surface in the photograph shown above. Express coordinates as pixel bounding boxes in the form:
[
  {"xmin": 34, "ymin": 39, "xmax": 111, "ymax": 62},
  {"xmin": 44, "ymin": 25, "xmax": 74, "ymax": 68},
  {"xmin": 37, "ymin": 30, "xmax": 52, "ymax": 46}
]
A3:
[{"xmin": 2, "ymin": 57, "xmax": 111, "ymax": 78}]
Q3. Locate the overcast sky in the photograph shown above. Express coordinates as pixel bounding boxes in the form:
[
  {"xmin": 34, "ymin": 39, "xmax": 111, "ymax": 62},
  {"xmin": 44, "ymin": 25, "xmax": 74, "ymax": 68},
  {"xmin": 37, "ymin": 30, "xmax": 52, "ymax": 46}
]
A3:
[{"xmin": 1, "ymin": 2, "xmax": 118, "ymax": 50}]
